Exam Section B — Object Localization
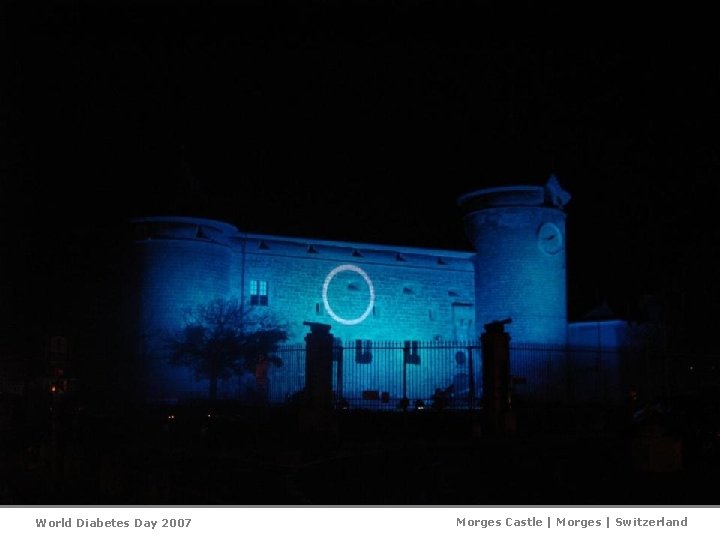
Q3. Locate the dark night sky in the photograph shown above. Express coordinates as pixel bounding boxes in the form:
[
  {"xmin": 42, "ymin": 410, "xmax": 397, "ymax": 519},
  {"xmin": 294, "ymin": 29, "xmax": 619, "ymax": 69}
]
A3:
[{"xmin": 2, "ymin": 1, "xmax": 720, "ymax": 352}]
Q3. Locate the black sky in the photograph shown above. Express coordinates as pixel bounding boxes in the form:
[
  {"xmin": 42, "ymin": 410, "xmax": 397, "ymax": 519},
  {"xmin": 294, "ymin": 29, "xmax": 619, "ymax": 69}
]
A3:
[{"xmin": 2, "ymin": 1, "xmax": 720, "ymax": 350}]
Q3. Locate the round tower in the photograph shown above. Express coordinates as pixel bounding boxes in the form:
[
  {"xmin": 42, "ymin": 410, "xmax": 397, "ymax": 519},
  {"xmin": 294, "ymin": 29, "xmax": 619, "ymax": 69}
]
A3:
[
  {"xmin": 458, "ymin": 178, "xmax": 570, "ymax": 346},
  {"xmin": 126, "ymin": 216, "xmax": 237, "ymax": 403}
]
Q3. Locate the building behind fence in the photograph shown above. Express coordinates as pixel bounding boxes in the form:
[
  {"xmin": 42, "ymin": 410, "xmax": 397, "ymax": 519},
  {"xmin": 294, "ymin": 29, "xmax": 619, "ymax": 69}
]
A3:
[
  {"xmin": 124, "ymin": 178, "xmax": 670, "ymax": 405},
  {"xmin": 265, "ymin": 340, "xmax": 663, "ymax": 409}
]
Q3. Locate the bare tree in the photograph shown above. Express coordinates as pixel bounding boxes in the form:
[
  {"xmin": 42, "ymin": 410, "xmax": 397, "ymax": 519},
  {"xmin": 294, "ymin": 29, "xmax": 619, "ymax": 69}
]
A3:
[{"xmin": 167, "ymin": 298, "xmax": 287, "ymax": 401}]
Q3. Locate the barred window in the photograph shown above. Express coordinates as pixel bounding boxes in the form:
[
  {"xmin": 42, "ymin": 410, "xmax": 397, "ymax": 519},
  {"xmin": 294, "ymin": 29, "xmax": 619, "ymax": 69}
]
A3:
[
  {"xmin": 404, "ymin": 340, "xmax": 421, "ymax": 365},
  {"xmin": 355, "ymin": 339, "xmax": 373, "ymax": 364}
]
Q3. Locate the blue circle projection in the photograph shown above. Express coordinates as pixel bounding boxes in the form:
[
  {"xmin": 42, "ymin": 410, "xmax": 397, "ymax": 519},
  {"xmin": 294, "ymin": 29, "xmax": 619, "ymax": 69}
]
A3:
[{"xmin": 322, "ymin": 264, "xmax": 375, "ymax": 325}]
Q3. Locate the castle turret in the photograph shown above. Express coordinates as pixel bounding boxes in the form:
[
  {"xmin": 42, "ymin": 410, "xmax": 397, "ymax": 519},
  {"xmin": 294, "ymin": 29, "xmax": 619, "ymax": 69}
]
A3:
[
  {"xmin": 458, "ymin": 177, "xmax": 570, "ymax": 346},
  {"xmin": 126, "ymin": 216, "xmax": 237, "ymax": 402}
]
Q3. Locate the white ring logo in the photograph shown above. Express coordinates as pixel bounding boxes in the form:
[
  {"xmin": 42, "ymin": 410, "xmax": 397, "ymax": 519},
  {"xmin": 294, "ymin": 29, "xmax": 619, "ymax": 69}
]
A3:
[{"xmin": 322, "ymin": 264, "xmax": 375, "ymax": 325}]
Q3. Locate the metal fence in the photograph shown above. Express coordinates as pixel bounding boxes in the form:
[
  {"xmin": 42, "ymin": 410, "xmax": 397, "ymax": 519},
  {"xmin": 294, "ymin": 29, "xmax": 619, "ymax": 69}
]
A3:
[
  {"xmin": 508, "ymin": 344, "xmax": 626, "ymax": 403},
  {"xmin": 333, "ymin": 340, "xmax": 481, "ymax": 410},
  {"xmin": 268, "ymin": 343, "xmax": 306, "ymax": 404},
  {"xmin": 267, "ymin": 340, "xmax": 661, "ymax": 409}
]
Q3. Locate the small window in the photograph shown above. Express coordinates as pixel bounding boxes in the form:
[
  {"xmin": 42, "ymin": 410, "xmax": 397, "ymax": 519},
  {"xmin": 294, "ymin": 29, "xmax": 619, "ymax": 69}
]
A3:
[
  {"xmin": 355, "ymin": 340, "xmax": 373, "ymax": 364},
  {"xmin": 404, "ymin": 340, "xmax": 421, "ymax": 365},
  {"xmin": 250, "ymin": 279, "xmax": 268, "ymax": 306}
]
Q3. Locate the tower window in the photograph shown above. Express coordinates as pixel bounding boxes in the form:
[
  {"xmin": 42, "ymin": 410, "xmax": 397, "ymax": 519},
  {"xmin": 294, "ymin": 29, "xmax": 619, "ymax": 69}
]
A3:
[{"xmin": 250, "ymin": 279, "xmax": 268, "ymax": 306}]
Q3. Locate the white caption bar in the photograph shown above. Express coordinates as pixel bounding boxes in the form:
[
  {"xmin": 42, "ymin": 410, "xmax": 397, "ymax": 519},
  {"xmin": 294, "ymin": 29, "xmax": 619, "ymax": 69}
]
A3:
[{"xmin": 2, "ymin": 507, "xmax": 719, "ymax": 540}]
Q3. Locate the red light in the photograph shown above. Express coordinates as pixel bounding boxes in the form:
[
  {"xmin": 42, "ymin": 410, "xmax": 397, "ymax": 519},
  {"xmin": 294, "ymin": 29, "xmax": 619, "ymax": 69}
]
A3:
[{"xmin": 50, "ymin": 385, "xmax": 57, "ymax": 393}]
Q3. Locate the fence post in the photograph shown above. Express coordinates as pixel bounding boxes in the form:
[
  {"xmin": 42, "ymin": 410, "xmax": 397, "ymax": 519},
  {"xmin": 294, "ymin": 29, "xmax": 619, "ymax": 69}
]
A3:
[
  {"xmin": 334, "ymin": 339, "xmax": 344, "ymax": 402},
  {"xmin": 481, "ymin": 319, "xmax": 513, "ymax": 433},
  {"xmin": 467, "ymin": 345, "xmax": 476, "ymax": 410},
  {"xmin": 402, "ymin": 341, "xmax": 409, "ymax": 403},
  {"xmin": 303, "ymin": 322, "xmax": 334, "ymax": 409}
]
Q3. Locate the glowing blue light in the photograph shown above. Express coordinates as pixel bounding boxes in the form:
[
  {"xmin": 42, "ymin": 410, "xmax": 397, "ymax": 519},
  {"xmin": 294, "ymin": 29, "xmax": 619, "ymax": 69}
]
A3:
[{"xmin": 322, "ymin": 264, "xmax": 375, "ymax": 325}]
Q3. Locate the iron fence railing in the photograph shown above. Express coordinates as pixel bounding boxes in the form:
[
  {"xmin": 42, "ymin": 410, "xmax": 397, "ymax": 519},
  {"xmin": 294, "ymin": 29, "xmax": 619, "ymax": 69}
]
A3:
[{"xmin": 266, "ymin": 341, "xmax": 667, "ymax": 409}]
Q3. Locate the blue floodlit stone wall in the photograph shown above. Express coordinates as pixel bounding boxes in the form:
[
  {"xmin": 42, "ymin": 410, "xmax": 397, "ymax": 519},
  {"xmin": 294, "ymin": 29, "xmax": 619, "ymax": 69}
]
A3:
[
  {"xmin": 233, "ymin": 236, "xmax": 476, "ymax": 343},
  {"xmin": 234, "ymin": 237, "xmax": 476, "ymax": 403}
]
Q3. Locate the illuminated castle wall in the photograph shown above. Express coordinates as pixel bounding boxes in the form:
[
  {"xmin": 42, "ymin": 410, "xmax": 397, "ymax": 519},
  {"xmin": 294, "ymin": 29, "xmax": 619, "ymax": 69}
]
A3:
[{"xmin": 127, "ymin": 180, "xmax": 573, "ymax": 403}]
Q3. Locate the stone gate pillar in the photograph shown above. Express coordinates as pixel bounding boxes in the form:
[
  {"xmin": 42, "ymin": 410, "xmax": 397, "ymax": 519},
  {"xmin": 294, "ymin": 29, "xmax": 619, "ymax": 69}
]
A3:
[{"xmin": 303, "ymin": 322, "xmax": 335, "ymax": 409}]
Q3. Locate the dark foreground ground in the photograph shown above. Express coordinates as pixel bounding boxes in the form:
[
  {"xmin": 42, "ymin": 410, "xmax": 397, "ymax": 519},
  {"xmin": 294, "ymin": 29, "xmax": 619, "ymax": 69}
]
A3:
[{"xmin": 1, "ymin": 398, "xmax": 718, "ymax": 504}]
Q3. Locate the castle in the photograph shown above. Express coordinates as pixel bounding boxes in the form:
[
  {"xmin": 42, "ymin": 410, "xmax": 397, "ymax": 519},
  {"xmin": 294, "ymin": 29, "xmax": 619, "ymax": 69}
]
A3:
[{"xmin": 126, "ymin": 179, "xmax": 635, "ymax": 404}]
